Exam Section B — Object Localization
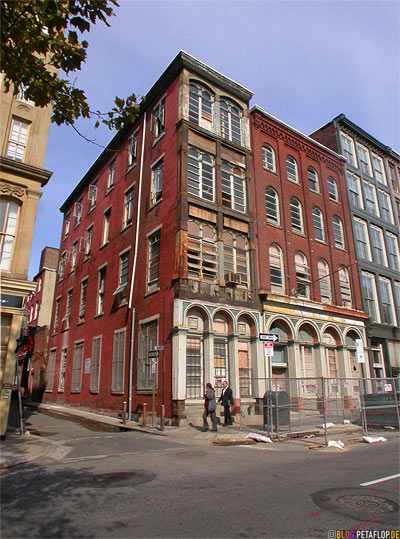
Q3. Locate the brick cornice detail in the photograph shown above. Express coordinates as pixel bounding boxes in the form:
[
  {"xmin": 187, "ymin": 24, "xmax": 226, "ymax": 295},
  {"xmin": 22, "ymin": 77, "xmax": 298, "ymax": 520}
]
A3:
[{"xmin": 252, "ymin": 114, "xmax": 344, "ymax": 174}]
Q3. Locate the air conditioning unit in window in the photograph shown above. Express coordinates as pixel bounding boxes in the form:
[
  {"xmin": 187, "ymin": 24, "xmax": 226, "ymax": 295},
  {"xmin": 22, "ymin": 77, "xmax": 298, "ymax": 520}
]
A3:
[{"xmin": 225, "ymin": 272, "xmax": 241, "ymax": 286}]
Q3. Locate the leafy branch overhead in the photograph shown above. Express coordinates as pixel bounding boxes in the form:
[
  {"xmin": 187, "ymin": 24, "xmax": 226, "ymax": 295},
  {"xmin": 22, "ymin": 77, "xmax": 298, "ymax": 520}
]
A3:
[{"xmin": 1, "ymin": 0, "xmax": 140, "ymax": 130}]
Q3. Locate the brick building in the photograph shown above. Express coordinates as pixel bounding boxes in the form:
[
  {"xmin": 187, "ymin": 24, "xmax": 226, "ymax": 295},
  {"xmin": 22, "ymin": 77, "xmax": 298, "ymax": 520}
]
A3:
[
  {"xmin": 43, "ymin": 53, "xmax": 370, "ymax": 424},
  {"xmin": 311, "ymin": 115, "xmax": 400, "ymax": 377}
]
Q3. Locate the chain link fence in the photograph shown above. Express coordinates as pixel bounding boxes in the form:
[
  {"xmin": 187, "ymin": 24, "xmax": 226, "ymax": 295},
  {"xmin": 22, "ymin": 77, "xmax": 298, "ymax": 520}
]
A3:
[{"xmin": 238, "ymin": 377, "xmax": 400, "ymax": 442}]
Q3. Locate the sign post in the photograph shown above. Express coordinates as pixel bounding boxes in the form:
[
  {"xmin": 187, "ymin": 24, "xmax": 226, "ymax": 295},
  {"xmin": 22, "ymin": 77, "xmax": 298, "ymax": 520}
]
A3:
[{"xmin": 148, "ymin": 350, "xmax": 159, "ymax": 428}]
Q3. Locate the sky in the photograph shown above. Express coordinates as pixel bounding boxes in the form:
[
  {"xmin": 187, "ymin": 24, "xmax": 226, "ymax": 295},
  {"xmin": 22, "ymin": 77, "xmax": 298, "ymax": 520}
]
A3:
[{"xmin": 29, "ymin": 0, "xmax": 400, "ymax": 278}]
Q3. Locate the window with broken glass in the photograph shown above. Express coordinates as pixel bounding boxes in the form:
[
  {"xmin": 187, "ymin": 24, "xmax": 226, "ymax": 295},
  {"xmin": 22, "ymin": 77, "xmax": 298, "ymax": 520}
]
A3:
[
  {"xmin": 221, "ymin": 162, "xmax": 246, "ymax": 213},
  {"xmin": 187, "ymin": 220, "xmax": 218, "ymax": 283},
  {"xmin": 187, "ymin": 146, "xmax": 215, "ymax": 202}
]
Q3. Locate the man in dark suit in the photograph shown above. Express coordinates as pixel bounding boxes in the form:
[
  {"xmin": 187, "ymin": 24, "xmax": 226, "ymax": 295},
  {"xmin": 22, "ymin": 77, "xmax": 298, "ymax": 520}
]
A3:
[{"xmin": 218, "ymin": 380, "xmax": 233, "ymax": 426}]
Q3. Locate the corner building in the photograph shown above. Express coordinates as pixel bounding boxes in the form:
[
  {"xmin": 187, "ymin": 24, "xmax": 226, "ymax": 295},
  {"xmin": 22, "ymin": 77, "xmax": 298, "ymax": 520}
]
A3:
[
  {"xmin": 250, "ymin": 106, "xmax": 369, "ymax": 397},
  {"xmin": 45, "ymin": 52, "xmax": 263, "ymax": 424}
]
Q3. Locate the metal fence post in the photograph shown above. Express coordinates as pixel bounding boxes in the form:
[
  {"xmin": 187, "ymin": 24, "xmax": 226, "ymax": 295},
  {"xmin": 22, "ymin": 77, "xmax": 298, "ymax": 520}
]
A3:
[
  {"xmin": 321, "ymin": 377, "xmax": 328, "ymax": 446},
  {"xmin": 160, "ymin": 404, "xmax": 165, "ymax": 431},
  {"xmin": 392, "ymin": 379, "xmax": 400, "ymax": 431}
]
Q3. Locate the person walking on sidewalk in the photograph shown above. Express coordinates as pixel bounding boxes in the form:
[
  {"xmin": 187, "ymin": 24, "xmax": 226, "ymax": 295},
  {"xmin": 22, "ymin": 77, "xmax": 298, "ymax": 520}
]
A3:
[
  {"xmin": 218, "ymin": 380, "xmax": 233, "ymax": 426},
  {"xmin": 202, "ymin": 383, "xmax": 218, "ymax": 432}
]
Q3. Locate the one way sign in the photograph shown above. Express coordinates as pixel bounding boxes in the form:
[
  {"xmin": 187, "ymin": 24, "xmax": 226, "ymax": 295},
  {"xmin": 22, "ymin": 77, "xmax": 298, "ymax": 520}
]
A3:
[{"xmin": 259, "ymin": 333, "xmax": 279, "ymax": 343}]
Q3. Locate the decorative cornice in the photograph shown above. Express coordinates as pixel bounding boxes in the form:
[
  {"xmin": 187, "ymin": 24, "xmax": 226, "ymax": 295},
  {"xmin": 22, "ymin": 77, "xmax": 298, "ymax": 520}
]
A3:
[
  {"xmin": 0, "ymin": 181, "xmax": 26, "ymax": 198},
  {"xmin": 252, "ymin": 113, "xmax": 344, "ymax": 174},
  {"xmin": 0, "ymin": 156, "xmax": 52, "ymax": 186}
]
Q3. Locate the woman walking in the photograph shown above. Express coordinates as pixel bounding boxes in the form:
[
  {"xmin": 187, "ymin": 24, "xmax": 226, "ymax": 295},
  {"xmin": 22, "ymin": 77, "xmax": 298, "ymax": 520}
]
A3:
[{"xmin": 202, "ymin": 382, "xmax": 218, "ymax": 432}]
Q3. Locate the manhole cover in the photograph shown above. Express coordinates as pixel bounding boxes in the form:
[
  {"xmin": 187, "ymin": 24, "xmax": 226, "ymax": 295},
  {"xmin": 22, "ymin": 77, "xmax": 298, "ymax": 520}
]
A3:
[
  {"xmin": 90, "ymin": 470, "xmax": 155, "ymax": 487},
  {"xmin": 336, "ymin": 494, "xmax": 397, "ymax": 515},
  {"xmin": 176, "ymin": 450, "xmax": 206, "ymax": 458}
]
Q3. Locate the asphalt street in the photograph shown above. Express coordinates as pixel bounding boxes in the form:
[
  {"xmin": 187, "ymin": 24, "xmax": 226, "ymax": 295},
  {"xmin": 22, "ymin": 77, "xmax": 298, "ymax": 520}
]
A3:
[{"xmin": 1, "ymin": 410, "xmax": 399, "ymax": 539}]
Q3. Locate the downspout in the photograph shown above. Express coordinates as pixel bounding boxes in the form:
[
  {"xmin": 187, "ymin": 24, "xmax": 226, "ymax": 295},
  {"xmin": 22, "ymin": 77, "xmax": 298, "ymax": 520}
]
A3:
[{"xmin": 128, "ymin": 112, "xmax": 147, "ymax": 419}]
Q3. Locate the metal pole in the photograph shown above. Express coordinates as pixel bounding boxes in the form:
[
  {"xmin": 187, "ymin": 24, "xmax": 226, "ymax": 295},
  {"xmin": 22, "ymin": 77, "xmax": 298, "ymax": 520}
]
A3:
[
  {"xmin": 15, "ymin": 355, "xmax": 24, "ymax": 435},
  {"xmin": 122, "ymin": 401, "xmax": 127, "ymax": 424},
  {"xmin": 142, "ymin": 403, "xmax": 147, "ymax": 427},
  {"xmin": 392, "ymin": 378, "xmax": 400, "ymax": 431},
  {"xmin": 321, "ymin": 377, "xmax": 328, "ymax": 446},
  {"xmin": 160, "ymin": 404, "xmax": 165, "ymax": 431},
  {"xmin": 151, "ymin": 363, "xmax": 156, "ymax": 429}
]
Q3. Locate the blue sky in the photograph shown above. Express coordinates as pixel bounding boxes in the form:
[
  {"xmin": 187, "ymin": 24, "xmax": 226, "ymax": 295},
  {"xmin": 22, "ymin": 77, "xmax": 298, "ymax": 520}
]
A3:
[{"xmin": 29, "ymin": 0, "xmax": 400, "ymax": 278}]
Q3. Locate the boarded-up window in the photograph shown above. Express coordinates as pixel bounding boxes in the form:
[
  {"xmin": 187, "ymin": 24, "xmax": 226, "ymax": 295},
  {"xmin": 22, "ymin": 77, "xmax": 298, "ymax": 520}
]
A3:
[
  {"xmin": 90, "ymin": 336, "xmax": 102, "ymax": 393},
  {"xmin": 46, "ymin": 349, "xmax": 56, "ymax": 391},
  {"xmin": 111, "ymin": 329, "xmax": 126, "ymax": 393},
  {"xmin": 71, "ymin": 343, "xmax": 83, "ymax": 393},
  {"xmin": 137, "ymin": 321, "xmax": 158, "ymax": 391}
]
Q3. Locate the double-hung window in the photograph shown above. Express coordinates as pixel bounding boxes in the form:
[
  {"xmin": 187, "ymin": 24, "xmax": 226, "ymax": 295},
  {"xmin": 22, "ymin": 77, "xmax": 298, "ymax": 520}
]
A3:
[
  {"xmin": 123, "ymin": 187, "xmax": 134, "ymax": 227},
  {"xmin": 338, "ymin": 266, "xmax": 352, "ymax": 307},
  {"xmin": 147, "ymin": 230, "xmax": 160, "ymax": 290},
  {"xmin": 371, "ymin": 154, "xmax": 386, "ymax": 184},
  {"xmin": 153, "ymin": 98, "xmax": 165, "ymax": 139},
  {"xmin": 346, "ymin": 172, "xmax": 363, "ymax": 208},
  {"xmin": 90, "ymin": 336, "xmax": 102, "ymax": 393},
  {"xmin": 64, "ymin": 213, "xmax": 71, "ymax": 238},
  {"xmin": 188, "ymin": 82, "xmax": 213, "ymax": 129},
  {"xmin": 378, "ymin": 190, "xmax": 394, "ymax": 223},
  {"xmin": 0, "ymin": 199, "xmax": 19, "ymax": 270},
  {"xmin": 363, "ymin": 181, "xmax": 379, "ymax": 216},
  {"xmin": 360, "ymin": 272, "xmax": 380, "ymax": 322},
  {"xmin": 386, "ymin": 233, "xmax": 400, "ymax": 271},
  {"xmin": 79, "ymin": 279, "xmax": 88, "ymax": 321},
  {"xmin": 286, "ymin": 155, "xmax": 299, "ymax": 183},
  {"xmin": 111, "ymin": 329, "xmax": 126, "ymax": 393},
  {"xmin": 327, "ymin": 177, "xmax": 339, "ymax": 202},
  {"xmin": 290, "ymin": 198, "xmax": 303, "ymax": 234},
  {"xmin": 128, "ymin": 132, "xmax": 138, "ymax": 167},
  {"xmin": 107, "ymin": 158, "xmax": 116, "ymax": 189},
  {"xmin": 357, "ymin": 143, "xmax": 372, "ymax": 176},
  {"xmin": 88, "ymin": 180, "xmax": 97, "ymax": 210},
  {"xmin": 187, "ymin": 147, "xmax": 215, "ymax": 202},
  {"xmin": 353, "ymin": 218, "xmax": 371, "ymax": 260},
  {"xmin": 220, "ymin": 99, "xmax": 241, "ymax": 145},
  {"xmin": 295, "ymin": 252, "xmax": 310, "ymax": 298},
  {"xmin": 221, "ymin": 162, "xmax": 246, "ymax": 213},
  {"xmin": 114, "ymin": 251, "xmax": 129, "ymax": 295},
  {"xmin": 378, "ymin": 277, "xmax": 396, "ymax": 325},
  {"xmin": 71, "ymin": 342, "xmax": 83, "ymax": 393},
  {"xmin": 341, "ymin": 132, "xmax": 357, "ymax": 167},
  {"xmin": 7, "ymin": 119, "xmax": 29, "ymax": 161},
  {"xmin": 137, "ymin": 320, "xmax": 158, "ymax": 391},
  {"xmin": 370, "ymin": 226, "xmax": 387, "ymax": 266},
  {"xmin": 312, "ymin": 207, "xmax": 325, "ymax": 241},
  {"xmin": 223, "ymin": 231, "xmax": 249, "ymax": 287},
  {"xmin": 187, "ymin": 221, "xmax": 218, "ymax": 283},
  {"xmin": 332, "ymin": 216, "xmax": 345, "ymax": 249},
  {"xmin": 150, "ymin": 159, "xmax": 163, "ymax": 206},
  {"xmin": 265, "ymin": 187, "xmax": 279, "ymax": 225},
  {"xmin": 262, "ymin": 146, "xmax": 276, "ymax": 172},
  {"xmin": 318, "ymin": 259, "xmax": 331, "ymax": 303},
  {"xmin": 269, "ymin": 244, "xmax": 284, "ymax": 294},
  {"xmin": 85, "ymin": 226, "xmax": 92, "ymax": 256},
  {"xmin": 102, "ymin": 208, "xmax": 110, "ymax": 245},
  {"xmin": 74, "ymin": 199, "xmax": 82, "ymax": 227},
  {"xmin": 97, "ymin": 267, "xmax": 106, "ymax": 315},
  {"xmin": 308, "ymin": 167, "xmax": 319, "ymax": 193}
]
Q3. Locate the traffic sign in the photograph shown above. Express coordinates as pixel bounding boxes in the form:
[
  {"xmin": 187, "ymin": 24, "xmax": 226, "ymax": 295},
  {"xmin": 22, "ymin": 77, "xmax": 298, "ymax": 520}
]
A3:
[
  {"xmin": 259, "ymin": 333, "xmax": 279, "ymax": 343},
  {"xmin": 148, "ymin": 350, "xmax": 159, "ymax": 358},
  {"xmin": 264, "ymin": 342, "xmax": 274, "ymax": 356}
]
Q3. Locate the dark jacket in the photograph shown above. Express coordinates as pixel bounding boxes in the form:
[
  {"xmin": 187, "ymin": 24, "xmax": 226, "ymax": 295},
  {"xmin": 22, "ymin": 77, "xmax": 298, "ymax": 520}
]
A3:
[
  {"xmin": 219, "ymin": 386, "xmax": 233, "ymax": 406},
  {"xmin": 204, "ymin": 388, "xmax": 217, "ymax": 412}
]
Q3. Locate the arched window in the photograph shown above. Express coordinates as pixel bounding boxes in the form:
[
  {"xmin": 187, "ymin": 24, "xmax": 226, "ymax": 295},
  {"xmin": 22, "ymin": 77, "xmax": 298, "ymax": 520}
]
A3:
[
  {"xmin": 332, "ymin": 216, "xmax": 345, "ymax": 249},
  {"xmin": 339, "ymin": 266, "xmax": 352, "ymax": 307},
  {"xmin": 220, "ymin": 99, "xmax": 241, "ymax": 145},
  {"xmin": 187, "ymin": 220, "xmax": 218, "ymax": 282},
  {"xmin": 327, "ymin": 176, "xmax": 339, "ymax": 201},
  {"xmin": 223, "ymin": 231, "xmax": 249, "ymax": 287},
  {"xmin": 269, "ymin": 244, "xmax": 284, "ymax": 294},
  {"xmin": 186, "ymin": 308, "xmax": 205, "ymax": 399},
  {"xmin": 318, "ymin": 259, "xmax": 331, "ymax": 303},
  {"xmin": 188, "ymin": 82, "xmax": 213, "ymax": 129},
  {"xmin": 262, "ymin": 145, "xmax": 276, "ymax": 172},
  {"xmin": 312, "ymin": 207, "xmax": 325, "ymax": 241},
  {"xmin": 286, "ymin": 155, "xmax": 299, "ymax": 183},
  {"xmin": 237, "ymin": 316, "xmax": 253, "ymax": 397},
  {"xmin": 295, "ymin": 252, "xmax": 310, "ymax": 298},
  {"xmin": 0, "ymin": 199, "xmax": 20, "ymax": 270},
  {"xmin": 290, "ymin": 197, "xmax": 304, "ymax": 234},
  {"xmin": 221, "ymin": 162, "xmax": 246, "ymax": 212},
  {"xmin": 213, "ymin": 312, "xmax": 230, "ymax": 390},
  {"xmin": 308, "ymin": 167, "xmax": 319, "ymax": 192},
  {"xmin": 265, "ymin": 187, "xmax": 279, "ymax": 225}
]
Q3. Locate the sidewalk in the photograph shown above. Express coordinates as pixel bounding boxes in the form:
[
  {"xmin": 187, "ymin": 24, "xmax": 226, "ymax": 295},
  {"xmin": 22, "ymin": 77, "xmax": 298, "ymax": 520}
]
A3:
[{"xmin": 1, "ymin": 400, "xmax": 398, "ymax": 469}]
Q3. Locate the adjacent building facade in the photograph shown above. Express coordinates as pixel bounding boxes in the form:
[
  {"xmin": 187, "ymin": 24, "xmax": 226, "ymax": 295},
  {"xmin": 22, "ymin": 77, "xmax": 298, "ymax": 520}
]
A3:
[
  {"xmin": 311, "ymin": 115, "xmax": 400, "ymax": 378},
  {"xmin": 0, "ymin": 79, "xmax": 52, "ymax": 435}
]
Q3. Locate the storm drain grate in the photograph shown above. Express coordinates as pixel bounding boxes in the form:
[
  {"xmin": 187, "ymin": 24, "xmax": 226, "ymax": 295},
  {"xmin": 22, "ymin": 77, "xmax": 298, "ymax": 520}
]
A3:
[{"xmin": 336, "ymin": 495, "xmax": 398, "ymax": 515}]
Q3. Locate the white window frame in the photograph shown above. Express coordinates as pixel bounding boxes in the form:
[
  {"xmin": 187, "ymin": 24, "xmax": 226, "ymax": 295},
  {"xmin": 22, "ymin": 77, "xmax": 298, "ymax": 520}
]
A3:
[
  {"xmin": 123, "ymin": 186, "xmax": 134, "ymax": 228},
  {"xmin": 286, "ymin": 155, "xmax": 299, "ymax": 183},
  {"xmin": 153, "ymin": 97, "xmax": 165, "ymax": 139},
  {"xmin": 262, "ymin": 145, "xmax": 276, "ymax": 172},
  {"xmin": 338, "ymin": 266, "xmax": 352, "ymax": 308},
  {"xmin": 332, "ymin": 216, "xmax": 345, "ymax": 249},
  {"xmin": 219, "ymin": 98, "xmax": 242, "ymax": 145},
  {"xmin": 187, "ymin": 220, "xmax": 218, "ymax": 283},
  {"xmin": 188, "ymin": 82, "xmax": 213, "ymax": 130},
  {"xmin": 290, "ymin": 198, "xmax": 304, "ymax": 234},
  {"xmin": 64, "ymin": 212, "xmax": 71, "ymax": 238},
  {"xmin": 346, "ymin": 172, "xmax": 363, "ymax": 208},
  {"xmin": 265, "ymin": 187, "xmax": 280, "ymax": 225},
  {"xmin": 378, "ymin": 190, "xmax": 394, "ymax": 224},
  {"xmin": 318, "ymin": 259, "xmax": 332, "ymax": 303},
  {"xmin": 312, "ymin": 207, "xmax": 325, "ymax": 241},
  {"xmin": 295, "ymin": 252, "xmax": 310, "ymax": 298},
  {"xmin": 370, "ymin": 225, "xmax": 387, "ymax": 266},
  {"xmin": 386, "ymin": 232, "xmax": 400, "ymax": 272},
  {"xmin": 128, "ymin": 131, "xmax": 138, "ymax": 167},
  {"xmin": 0, "ymin": 199, "xmax": 19, "ymax": 270},
  {"xmin": 221, "ymin": 161, "xmax": 246, "ymax": 213},
  {"xmin": 308, "ymin": 167, "xmax": 319, "ymax": 193},
  {"xmin": 341, "ymin": 132, "xmax": 357, "ymax": 167},
  {"xmin": 371, "ymin": 153, "xmax": 387, "ymax": 185},
  {"xmin": 7, "ymin": 118, "xmax": 29, "ymax": 161},
  {"xmin": 187, "ymin": 146, "xmax": 215, "ymax": 202},
  {"xmin": 78, "ymin": 278, "xmax": 88, "ymax": 321},
  {"xmin": 107, "ymin": 158, "xmax": 116, "ymax": 189},
  {"xmin": 114, "ymin": 249, "xmax": 130, "ymax": 295},
  {"xmin": 97, "ymin": 266, "xmax": 106, "ymax": 315},
  {"xmin": 378, "ymin": 277, "xmax": 396, "ymax": 325},
  {"xmin": 327, "ymin": 177, "xmax": 339, "ymax": 202},
  {"xmin": 363, "ymin": 180, "xmax": 379, "ymax": 216},
  {"xmin": 147, "ymin": 229, "xmax": 160, "ymax": 290},
  {"xmin": 353, "ymin": 218, "xmax": 372, "ymax": 260},
  {"xmin": 360, "ymin": 271, "xmax": 380, "ymax": 323},
  {"xmin": 269, "ymin": 244, "xmax": 285, "ymax": 294},
  {"xmin": 150, "ymin": 158, "xmax": 163, "ymax": 206},
  {"xmin": 356, "ymin": 143, "xmax": 372, "ymax": 176},
  {"xmin": 102, "ymin": 207, "xmax": 111, "ymax": 246}
]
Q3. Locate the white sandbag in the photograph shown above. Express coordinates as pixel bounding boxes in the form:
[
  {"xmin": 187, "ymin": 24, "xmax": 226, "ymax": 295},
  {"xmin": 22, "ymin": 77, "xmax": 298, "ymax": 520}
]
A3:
[
  {"xmin": 362, "ymin": 436, "xmax": 387, "ymax": 444},
  {"xmin": 246, "ymin": 432, "xmax": 273, "ymax": 443},
  {"xmin": 327, "ymin": 440, "xmax": 344, "ymax": 449},
  {"xmin": 322, "ymin": 422, "xmax": 335, "ymax": 428}
]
